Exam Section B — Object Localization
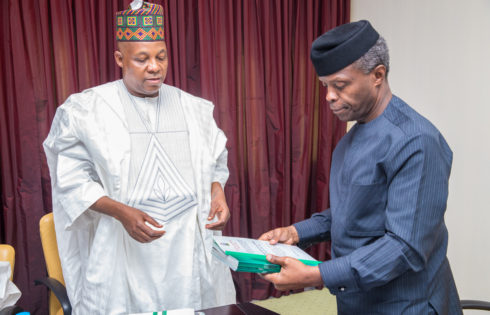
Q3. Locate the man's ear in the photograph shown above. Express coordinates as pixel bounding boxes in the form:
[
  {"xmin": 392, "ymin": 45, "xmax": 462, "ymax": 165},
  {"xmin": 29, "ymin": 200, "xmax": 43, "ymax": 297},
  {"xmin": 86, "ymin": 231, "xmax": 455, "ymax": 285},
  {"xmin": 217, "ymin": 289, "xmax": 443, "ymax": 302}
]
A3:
[
  {"xmin": 114, "ymin": 50, "xmax": 123, "ymax": 68},
  {"xmin": 372, "ymin": 64, "xmax": 387, "ymax": 86}
]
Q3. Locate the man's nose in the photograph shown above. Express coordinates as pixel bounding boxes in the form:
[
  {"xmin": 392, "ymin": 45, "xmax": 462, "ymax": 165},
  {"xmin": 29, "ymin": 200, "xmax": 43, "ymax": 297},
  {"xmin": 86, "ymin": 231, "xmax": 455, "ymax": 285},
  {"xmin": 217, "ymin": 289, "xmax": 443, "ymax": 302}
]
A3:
[
  {"xmin": 147, "ymin": 59, "xmax": 159, "ymax": 73},
  {"xmin": 326, "ymin": 88, "xmax": 338, "ymax": 103}
]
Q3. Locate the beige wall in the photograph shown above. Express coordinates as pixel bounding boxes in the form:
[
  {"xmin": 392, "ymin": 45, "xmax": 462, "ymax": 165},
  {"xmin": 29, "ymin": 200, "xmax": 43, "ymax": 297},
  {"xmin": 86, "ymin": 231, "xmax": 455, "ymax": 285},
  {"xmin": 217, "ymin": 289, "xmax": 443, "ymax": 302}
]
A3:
[{"xmin": 351, "ymin": 0, "xmax": 490, "ymax": 307}]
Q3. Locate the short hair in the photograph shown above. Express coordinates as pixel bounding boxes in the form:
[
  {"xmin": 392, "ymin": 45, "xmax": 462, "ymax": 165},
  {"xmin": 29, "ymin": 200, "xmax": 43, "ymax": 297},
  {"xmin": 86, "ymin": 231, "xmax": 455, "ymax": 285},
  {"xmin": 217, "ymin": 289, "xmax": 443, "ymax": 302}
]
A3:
[{"xmin": 352, "ymin": 36, "xmax": 390, "ymax": 75}]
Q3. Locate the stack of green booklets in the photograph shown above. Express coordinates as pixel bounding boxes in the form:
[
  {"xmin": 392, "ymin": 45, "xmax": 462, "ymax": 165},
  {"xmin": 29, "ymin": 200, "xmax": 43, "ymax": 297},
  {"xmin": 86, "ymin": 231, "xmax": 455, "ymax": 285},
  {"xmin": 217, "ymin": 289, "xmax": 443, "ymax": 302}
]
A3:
[{"xmin": 212, "ymin": 236, "xmax": 321, "ymax": 273}]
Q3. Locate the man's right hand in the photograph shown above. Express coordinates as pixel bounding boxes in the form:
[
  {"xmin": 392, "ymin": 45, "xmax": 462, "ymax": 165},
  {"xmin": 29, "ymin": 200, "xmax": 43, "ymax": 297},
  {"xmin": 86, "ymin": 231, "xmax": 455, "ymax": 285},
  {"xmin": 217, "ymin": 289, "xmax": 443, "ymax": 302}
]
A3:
[
  {"xmin": 258, "ymin": 225, "xmax": 299, "ymax": 245},
  {"xmin": 91, "ymin": 196, "xmax": 165, "ymax": 243},
  {"xmin": 117, "ymin": 206, "xmax": 165, "ymax": 243}
]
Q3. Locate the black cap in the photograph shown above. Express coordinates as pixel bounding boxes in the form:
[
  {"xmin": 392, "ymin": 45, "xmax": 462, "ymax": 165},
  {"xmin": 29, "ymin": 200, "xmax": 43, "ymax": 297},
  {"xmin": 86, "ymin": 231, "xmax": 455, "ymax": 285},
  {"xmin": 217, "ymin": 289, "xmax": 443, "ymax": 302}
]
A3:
[{"xmin": 310, "ymin": 20, "xmax": 379, "ymax": 76}]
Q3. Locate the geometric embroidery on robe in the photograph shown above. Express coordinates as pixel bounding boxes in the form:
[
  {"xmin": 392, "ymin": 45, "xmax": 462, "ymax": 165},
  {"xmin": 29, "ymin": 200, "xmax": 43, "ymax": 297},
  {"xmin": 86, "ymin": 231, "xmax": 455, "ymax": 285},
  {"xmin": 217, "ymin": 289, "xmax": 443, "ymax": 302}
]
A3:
[{"xmin": 129, "ymin": 135, "xmax": 197, "ymax": 222}]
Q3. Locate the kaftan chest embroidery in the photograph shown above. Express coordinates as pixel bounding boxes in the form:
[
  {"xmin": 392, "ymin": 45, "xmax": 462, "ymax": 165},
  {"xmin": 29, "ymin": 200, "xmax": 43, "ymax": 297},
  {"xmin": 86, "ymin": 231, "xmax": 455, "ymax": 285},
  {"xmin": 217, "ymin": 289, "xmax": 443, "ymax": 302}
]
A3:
[{"xmin": 128, "ymin": 135, "xmax": 197, "ymax": 222}]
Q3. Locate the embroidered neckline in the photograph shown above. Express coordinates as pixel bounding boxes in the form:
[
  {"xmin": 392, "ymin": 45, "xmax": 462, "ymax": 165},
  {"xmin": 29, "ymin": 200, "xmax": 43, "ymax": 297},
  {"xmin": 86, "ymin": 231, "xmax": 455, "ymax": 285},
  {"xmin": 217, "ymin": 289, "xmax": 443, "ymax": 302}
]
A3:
[{"xmin": 127, "ymin": 90, "xmax": 161, "ymax": 134}]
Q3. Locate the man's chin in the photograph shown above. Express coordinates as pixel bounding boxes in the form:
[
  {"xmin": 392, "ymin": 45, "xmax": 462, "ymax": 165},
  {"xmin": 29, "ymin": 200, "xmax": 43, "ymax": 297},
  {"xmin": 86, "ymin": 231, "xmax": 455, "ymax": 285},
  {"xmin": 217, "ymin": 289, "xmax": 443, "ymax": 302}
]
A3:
[
  {"xmin": 334, "ymin": 114, "xmax": 350, "ymax": 122},
  {"xmin": 143, "ymin": 84, "xmax": 162, "ymax": 96}
]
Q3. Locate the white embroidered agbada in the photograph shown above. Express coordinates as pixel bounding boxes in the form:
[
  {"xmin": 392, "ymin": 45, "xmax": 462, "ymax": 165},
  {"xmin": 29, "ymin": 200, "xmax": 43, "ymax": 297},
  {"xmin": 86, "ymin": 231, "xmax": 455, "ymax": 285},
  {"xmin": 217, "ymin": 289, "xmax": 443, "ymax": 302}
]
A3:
[{"xmin": 43, "ymin": 80, "xmax": 236, "ymax": 315}]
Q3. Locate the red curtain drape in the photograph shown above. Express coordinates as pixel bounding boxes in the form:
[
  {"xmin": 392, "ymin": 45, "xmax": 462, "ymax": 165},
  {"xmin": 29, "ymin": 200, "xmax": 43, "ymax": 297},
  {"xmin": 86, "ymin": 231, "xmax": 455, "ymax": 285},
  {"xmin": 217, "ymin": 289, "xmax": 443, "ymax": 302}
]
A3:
[{"xmin": 0, "ymin": 0, "xmax": 348, "ymax": 313}]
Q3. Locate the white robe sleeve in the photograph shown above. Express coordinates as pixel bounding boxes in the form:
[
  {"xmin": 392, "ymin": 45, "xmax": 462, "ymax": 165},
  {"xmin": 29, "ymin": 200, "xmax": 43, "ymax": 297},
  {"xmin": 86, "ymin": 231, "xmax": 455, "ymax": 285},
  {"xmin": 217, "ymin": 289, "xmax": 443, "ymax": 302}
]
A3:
[
  {"xmin": 211, "ymin": 127, "xmax": 229, "ymax": 189},
  {"xmin": 43, "ymin": 100, "xmax": 106, "ymax": 229}
]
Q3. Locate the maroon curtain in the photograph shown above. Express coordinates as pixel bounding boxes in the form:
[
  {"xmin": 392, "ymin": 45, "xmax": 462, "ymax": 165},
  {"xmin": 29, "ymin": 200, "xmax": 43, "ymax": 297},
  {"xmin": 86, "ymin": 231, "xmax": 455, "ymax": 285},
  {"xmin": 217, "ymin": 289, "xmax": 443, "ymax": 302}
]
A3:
[{"xmin": 0, "ymin": 0, "xmax": 348, "ymax": 313}]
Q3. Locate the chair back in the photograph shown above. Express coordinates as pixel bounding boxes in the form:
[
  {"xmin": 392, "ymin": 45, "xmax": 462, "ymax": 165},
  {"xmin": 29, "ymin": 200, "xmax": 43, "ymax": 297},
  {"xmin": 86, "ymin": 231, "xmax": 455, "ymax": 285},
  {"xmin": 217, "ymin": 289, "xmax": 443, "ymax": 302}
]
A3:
[
  {"xmin": 39, "ymin": 212, "xmax": 65, "ymax": 315},
  {"xmin": 0, "ymin": 244, "xmax": 15, "ymax": 281}
]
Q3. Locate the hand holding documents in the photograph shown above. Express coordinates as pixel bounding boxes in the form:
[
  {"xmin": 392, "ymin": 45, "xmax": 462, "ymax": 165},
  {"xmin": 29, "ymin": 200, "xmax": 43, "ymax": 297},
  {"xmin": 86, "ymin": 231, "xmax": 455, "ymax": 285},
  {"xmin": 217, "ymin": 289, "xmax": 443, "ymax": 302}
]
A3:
[{"xmin": 213, "ymin": 236, "xmax": 321, "ymax": 273}]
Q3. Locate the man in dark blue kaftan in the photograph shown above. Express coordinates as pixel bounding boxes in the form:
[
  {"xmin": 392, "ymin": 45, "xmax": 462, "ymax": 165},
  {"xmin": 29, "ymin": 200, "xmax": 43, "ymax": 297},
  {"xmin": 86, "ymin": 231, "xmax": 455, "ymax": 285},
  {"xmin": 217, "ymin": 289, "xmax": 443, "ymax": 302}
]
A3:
[{"xmin": 259, "ymin": 20, "xmax": 462, "ymax": 315}]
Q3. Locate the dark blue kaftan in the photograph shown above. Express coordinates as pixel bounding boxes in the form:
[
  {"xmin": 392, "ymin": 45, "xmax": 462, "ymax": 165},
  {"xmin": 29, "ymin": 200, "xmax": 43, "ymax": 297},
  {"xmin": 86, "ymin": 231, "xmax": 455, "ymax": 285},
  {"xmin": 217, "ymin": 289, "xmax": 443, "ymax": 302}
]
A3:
[{"xmin": 294, "ymin": 95, "xmax": 462, "ymax": 314}]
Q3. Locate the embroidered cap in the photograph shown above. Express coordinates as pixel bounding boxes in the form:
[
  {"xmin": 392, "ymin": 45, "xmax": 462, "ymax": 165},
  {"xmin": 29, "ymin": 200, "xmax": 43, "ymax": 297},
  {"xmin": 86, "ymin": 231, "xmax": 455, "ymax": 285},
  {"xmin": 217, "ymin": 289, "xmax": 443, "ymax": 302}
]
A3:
[
  {"xmin": 310, "ymin": 20, "xmax": 379, "ymax": 76},
  {"xmin": 116, "ymin": 1, "xmax": 164, "ymax": 42}
]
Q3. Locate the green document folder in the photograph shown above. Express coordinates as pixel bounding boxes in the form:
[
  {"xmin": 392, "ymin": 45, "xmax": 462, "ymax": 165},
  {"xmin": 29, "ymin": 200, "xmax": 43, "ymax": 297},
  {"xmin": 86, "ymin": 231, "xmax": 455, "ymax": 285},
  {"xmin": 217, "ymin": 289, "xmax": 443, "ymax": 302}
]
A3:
[{"xmin": 212, "ymin": 236, "xmax": 321, "ymax": 273}]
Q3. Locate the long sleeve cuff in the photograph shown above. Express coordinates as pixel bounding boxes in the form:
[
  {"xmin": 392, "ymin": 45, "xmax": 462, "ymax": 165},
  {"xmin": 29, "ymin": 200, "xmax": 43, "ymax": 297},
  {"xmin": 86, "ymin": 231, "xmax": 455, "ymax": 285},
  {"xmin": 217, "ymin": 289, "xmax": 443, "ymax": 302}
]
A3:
[
  {"xmin": 60, "ymin": 182, "xmax": 106, "ymax": 229},
  {"xmin": 319, "ymin": 255, "xmax": 360, "ymax": 295},
  {"xmin": 293, "ymin": 218, "xmax": 327, "ymax": 249},
  {"xmin": 211, "ymin": 157, "xmax": 229, "ymax": 189},
  {"xmin": 211, "ymin": 175, "xmax": 227, "ymax": 191}
]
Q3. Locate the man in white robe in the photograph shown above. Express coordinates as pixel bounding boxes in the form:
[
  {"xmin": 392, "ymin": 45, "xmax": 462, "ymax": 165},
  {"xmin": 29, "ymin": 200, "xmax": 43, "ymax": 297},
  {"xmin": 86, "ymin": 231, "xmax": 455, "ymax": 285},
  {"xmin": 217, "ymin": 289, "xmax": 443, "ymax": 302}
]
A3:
[{"xmin": 43, "ymin": 2, "xmax": 236, "ymax": 314}]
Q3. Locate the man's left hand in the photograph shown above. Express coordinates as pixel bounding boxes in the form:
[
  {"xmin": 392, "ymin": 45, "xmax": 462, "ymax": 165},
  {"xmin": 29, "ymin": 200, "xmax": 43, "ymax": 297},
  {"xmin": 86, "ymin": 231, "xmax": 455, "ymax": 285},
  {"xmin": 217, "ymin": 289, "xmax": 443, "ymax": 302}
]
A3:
[
  {"xmin": 262, "ymin": 255, "xmax": 324, "ymax": 291},
  {"xmin": 206, "ymin": 182, "xmax": 230, "ymax": 230}
]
